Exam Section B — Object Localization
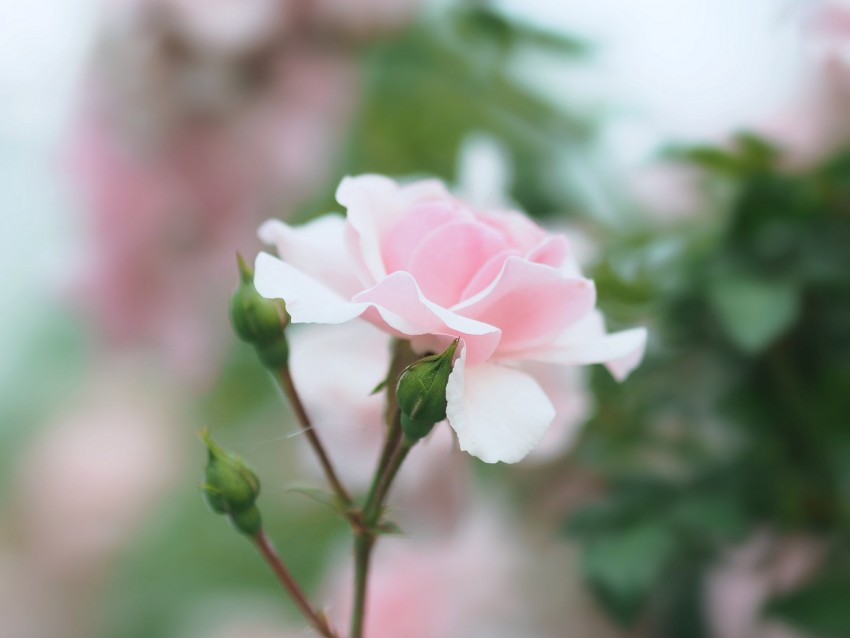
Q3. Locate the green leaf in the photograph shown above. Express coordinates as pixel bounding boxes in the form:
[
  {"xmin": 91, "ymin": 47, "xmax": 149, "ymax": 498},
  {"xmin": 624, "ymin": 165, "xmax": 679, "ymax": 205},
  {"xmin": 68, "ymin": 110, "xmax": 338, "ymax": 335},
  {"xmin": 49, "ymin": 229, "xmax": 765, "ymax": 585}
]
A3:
[
  {"xmin": 581, "ymin": 521, "xmax": 678, "ymax": 626},
  {"xmin": 765, "ymin": 575, "xmax": 850, "ymax": 638},
  {"xmin": 375, "ymin": 520, "xmax": 405, "ymax": 536},
  {"xmin": 370, "ymin": 378, "xmax": 388, "ymax": 395},
  {"xmin": 708, "ymin": 275, "xmax": 799, "ymax": 353}
]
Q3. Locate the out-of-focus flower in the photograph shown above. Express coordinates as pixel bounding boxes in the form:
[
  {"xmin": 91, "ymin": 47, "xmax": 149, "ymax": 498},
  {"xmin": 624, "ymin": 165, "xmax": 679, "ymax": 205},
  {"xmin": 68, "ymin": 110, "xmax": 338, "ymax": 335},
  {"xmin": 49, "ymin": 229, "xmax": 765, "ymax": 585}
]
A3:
[
  {"xmin": 204, "ymin": 617, "xmax": 296, "ymax": 638},
  {"xmin": 755, "ymin": 1, "xmax": 850, "ymax": 166},
  {"xmin": 12, "ymin": 366, "xmax": 182, "ymax": 578},
  {"xmin": 65, "ymin": 0, "xmax": 418, "ymax": 380},
  {"xmin": 522, "ymin": 362, "xmax": 592, "ymax": 462},
  {"xmin": 311, "ymin": 0, "xmax": 421, "ymax": 39},
  {"xmin": 255, "ymin": 175, "xmax": 646, "ymax": 463},
  {"xmin": 289, "ymin": 321, "xmax": 469, "ymax": 531},
  {"xmin": 325, "ymin": 505, "xmax": 532, "ymax": 638},
  {"xmin": 627, "ymin": 161, "xmax": 704, "ymax": 223},
  {"xmin": 705, "ymin": 531, "xmax": 824, "ymax": 638}
]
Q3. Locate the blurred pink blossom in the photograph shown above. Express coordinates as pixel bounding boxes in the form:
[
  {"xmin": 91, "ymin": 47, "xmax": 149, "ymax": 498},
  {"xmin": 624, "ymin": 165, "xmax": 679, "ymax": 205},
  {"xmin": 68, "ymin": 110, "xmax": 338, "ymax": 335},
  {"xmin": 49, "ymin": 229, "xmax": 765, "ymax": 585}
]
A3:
[
  {"xmin": 0, "ymin": 366, "xmax": 183, "ymax": 638},
  {"xmin": 756, "ymin": 1, "xmax": 850, "ymax": 166},
  {"xmin": 627, "ymin": 161, "xmax": 705, "ymax": 223},
  {"xmin": 705, "ymin": 530, "xmax": 824, "ymax": 638},
  {"xmin": 65, "ymin": 0, "xmax": 418, "ymax": 380},
  {"xmin": 325, "ymin": 505, "xmax": 532, "ymax": 638},
  {"xmin": 13, "ymin": 366, "xmax": 183, "ymax": 578}
]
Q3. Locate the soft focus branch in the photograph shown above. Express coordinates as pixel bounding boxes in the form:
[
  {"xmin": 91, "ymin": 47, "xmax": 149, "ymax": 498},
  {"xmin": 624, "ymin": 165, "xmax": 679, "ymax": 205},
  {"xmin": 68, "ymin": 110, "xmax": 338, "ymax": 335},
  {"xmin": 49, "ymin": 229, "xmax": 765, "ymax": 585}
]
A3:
[
  {"xmin": 274, "ymin": 366, "xmax": 360, "ymax": 527},
  {"xmin": 253, "ymin": 530, "xmax": 339, "ymax": 638}
]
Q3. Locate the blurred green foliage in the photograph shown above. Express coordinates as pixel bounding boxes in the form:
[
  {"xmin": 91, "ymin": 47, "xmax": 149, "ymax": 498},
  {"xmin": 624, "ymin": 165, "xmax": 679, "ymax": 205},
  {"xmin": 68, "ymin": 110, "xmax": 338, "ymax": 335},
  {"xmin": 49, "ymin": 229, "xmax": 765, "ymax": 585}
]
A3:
[
  {"xmin": 567, "ymin": 134, "xmax": 850, "ymax": 636},
  {"xmin": 300, "ymin": 4, "xmax": 591, "ymax": 220}
]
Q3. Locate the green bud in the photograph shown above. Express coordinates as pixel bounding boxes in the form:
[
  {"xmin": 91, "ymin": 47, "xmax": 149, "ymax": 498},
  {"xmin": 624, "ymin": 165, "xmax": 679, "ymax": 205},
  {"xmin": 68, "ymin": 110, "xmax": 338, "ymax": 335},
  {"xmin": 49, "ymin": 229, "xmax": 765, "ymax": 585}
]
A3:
[
  {"xmin": 401, "ymin": 412, "xmax": 439, "ymax": 442},
  {"xmin": 230, "ymin": 254, "xmax": 288, "ymax": 346},
  {"xmin": 228, "ymin": 504, "xmax": 262, "ymax": 536},
  {"xmin": 200, "ymin": 428, "xmax": 262, "ymax": 535},
  {"xmin": 255, "ymin": 338, "xmax": 289, "ymax": 370},
  {"xmin": 396, "ymin": 339, "xmax": 459, "ymax": 441}
]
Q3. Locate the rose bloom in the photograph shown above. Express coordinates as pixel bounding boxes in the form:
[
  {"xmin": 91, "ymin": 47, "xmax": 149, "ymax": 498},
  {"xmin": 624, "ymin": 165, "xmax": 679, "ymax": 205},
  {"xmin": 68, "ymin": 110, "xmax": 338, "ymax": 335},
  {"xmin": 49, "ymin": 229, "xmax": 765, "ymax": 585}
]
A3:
[{"xmin": 255, "ymin": 175, "xmax": 646, "ymax": 463}]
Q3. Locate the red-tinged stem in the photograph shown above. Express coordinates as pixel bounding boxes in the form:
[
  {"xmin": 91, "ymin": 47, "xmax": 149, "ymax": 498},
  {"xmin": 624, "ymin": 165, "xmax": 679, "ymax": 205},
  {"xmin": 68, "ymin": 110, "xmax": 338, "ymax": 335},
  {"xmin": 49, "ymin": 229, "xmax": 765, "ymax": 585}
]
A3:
[
  {"xmin": 253, "ymin": 530, "xmax": 338, "ymax": 638},
  {"xmin": 275, "ymin": 366, "xmax": 355, "ymax": 515}
]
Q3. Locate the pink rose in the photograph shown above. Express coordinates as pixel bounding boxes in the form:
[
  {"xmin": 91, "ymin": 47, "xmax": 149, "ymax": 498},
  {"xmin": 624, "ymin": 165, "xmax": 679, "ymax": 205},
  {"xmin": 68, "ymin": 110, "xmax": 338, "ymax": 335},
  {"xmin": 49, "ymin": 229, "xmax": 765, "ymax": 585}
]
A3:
[{"xmin": 255, "ymin": 175, "xmax": 646, "ymax": 463}]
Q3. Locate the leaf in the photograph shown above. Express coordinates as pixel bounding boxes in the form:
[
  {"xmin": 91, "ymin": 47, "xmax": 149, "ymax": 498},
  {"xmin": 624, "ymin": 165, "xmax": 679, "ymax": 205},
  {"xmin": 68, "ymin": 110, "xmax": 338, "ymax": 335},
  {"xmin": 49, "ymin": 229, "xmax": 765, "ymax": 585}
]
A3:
[
  {"xmin": 375, "ymin": 520, "xmax": 405, "ymax": 536},
  {"xmin": 370, "ymin": 378, "xmax": 388, "ymax": 395},
  {"xmin": 667, "ymin": 494, "xmax": 748, "ymax": 543},
  {"xmin": 765, "ymin": 574, "xmax": 850, "ymax": 638},
  {"xmin": 708, "ymin": 275, "xmax": 799, "ymax": 353},
  {"xmin": 581, "ymin": 521, "xmax": 678, "ymax": 626}
]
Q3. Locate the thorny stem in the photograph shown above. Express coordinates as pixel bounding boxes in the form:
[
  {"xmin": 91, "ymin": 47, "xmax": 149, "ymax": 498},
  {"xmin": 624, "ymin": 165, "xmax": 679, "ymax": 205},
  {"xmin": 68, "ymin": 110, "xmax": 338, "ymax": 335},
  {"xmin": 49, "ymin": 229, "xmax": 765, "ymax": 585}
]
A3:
[{"xmin": 253, "ymin": 529, "xmax": 339, "ymax": 638}]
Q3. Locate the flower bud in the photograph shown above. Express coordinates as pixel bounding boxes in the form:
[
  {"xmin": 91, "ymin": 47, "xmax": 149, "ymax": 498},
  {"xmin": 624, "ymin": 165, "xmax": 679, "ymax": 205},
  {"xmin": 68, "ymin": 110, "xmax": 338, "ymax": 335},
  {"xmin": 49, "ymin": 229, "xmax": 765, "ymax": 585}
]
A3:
[
  {"xmin": 230, "ymin": 254, "xmax": 289, "ymax": 346},
  {"xmin": 396, "ymin": 339, "xmax": 459, "ymax": 441},
  {"xmin": 228, "ymin": 505, "xmax": 262, "ymax": 536},
  {"xmin": 200, "ymin": 428, "xmax": 262, "ymax": 535}
]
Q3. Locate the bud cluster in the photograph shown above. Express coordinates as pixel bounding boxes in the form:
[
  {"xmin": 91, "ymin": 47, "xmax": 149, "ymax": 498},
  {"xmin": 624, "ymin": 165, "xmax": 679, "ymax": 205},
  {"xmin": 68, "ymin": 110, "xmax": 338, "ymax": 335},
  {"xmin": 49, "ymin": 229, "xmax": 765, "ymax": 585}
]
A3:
[
  {"xmin": 200, "ymin": 428, "xmax": 263, "ymax": 535},
  {"xmin": 230, "ymin": 254, "xmax": 290, "ymax": 369}
]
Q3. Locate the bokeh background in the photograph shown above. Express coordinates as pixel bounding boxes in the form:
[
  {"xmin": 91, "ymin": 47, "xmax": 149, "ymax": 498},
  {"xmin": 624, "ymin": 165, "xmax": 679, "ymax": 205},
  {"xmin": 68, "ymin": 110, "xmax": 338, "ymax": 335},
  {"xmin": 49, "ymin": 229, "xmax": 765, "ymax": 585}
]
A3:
[{"xmin": 2, "ymin": 1, "xmax": 850, "ymax": 637}]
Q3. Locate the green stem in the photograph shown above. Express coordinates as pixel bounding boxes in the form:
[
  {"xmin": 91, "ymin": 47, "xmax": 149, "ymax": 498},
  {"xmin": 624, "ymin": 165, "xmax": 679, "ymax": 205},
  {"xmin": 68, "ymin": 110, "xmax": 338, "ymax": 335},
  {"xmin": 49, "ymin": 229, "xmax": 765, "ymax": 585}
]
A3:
[
  {"xmin": 349, "ymin": 340, "xmax": 419, "ymax": 638},
  {"xmin": 350, "ymin": 532, "xmax": 375, "ymax": 638},
  {"xmin": 350, "ymin": 438, "xmax": 414, "ymax": 638},
  {"xmin": 253, "ymin": 530, "xmax": 338, "ymax": 638},
  {"xmin": 366, "ymin": 409, "xmax": 401, "ymax": 506},
  {"xmin": 365, "ymin": 440, "xmax": 413, "ymax": 526}
]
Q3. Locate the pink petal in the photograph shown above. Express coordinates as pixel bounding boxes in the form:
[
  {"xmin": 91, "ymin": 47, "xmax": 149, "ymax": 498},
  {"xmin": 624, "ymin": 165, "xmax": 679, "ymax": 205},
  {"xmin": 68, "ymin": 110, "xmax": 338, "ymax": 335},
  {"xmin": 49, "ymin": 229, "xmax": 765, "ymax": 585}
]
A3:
[
  {"xmin": 381, "ymin": 201, "xmax": 459, "ymax": 274},
  {"xmin": 406, "ymin": 220, "xmax": 508, "ymax": 307},
  {"xmin": 446, "ymin": 345, "xmax": 555, "ymax": 464},
  {"xmin": 457, "ymin": 248, "xmax": 519, "ymax": 302},
  {"xmin": 456, "ymin": 236, "xmax": 568, "ymax": 303},
  {"xmin": 337, "ymin": 174, "xmax": 448, "ymax": 285},
  {"xmin": 353, "ymin": 271, "xmax": 502, "ymax": 364},
  {"xmin": 477, "ymin": 209, "xmax": 547, "ymax": 252},
  {"xmin": 258, "ymin": 215, "xmax": 361, "ymax": 296},
  {"xmin": 455, "ymin": 256, "xmax": 597, "ymax": 355},
  {"xmin": 527, "ymin": 234, "xmax": 570, "ymax": 268}
]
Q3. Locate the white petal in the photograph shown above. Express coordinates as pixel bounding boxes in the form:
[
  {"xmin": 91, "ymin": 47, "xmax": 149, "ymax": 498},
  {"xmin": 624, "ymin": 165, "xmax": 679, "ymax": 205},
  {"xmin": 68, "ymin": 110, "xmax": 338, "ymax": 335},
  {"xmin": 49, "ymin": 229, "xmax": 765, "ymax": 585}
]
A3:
[
  {"xmin": 446, "ymin": 346, "xmax": 555, "ymax": 464},
  {"xmin": 258, "ymin": 215, "xmax": 361, "ymax": 296},
  {"xmin": 337, "ymin": 175, "xmax": 399, "ymax": 283},
  {"xmin": 253, "ymin": 252, "xmax": 366, "ymax": 324},
  {"xmin": 603, "ymin": 329, "xmax": 648, "ymax": 381}
]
